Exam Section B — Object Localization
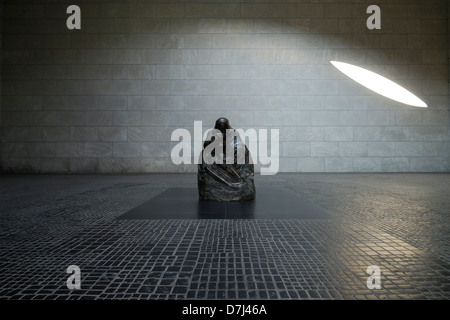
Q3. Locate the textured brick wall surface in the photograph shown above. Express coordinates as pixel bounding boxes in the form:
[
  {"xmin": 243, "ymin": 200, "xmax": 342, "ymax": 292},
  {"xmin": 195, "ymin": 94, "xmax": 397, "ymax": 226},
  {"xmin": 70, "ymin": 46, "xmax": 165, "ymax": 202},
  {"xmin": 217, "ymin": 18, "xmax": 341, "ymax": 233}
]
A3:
[
  {"xmin": 0, "ymin": 2, "xmax": 3, "ymax": 173},
  {"xmin": 0, "ymin": 0, "xmax": 449, "ymax": 173}
]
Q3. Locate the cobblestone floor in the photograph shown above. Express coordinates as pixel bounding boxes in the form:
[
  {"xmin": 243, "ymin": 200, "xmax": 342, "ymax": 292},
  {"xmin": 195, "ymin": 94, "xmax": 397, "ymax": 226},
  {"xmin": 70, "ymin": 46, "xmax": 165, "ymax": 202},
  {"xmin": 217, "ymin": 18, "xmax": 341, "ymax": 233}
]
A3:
[{"xmin": 0, "ymin": 173, "xmax": 449, "ymax": 300}]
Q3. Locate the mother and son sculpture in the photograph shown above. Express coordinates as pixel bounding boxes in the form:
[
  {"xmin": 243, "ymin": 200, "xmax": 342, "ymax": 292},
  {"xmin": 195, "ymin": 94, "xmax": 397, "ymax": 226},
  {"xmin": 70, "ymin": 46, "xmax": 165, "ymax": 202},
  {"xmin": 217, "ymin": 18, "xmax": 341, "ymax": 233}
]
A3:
[{"xmin": 197, "ymin": 117, "xmax": 256, "ymax": 202}]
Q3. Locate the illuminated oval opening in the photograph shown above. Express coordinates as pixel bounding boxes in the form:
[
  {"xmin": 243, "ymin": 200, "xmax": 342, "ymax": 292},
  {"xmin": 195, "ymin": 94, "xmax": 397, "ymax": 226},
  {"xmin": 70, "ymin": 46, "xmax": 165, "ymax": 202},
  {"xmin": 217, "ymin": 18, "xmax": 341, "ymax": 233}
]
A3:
[{"xmin": 331, "ymin": 61, "xmax": 427, "ymax": 108}]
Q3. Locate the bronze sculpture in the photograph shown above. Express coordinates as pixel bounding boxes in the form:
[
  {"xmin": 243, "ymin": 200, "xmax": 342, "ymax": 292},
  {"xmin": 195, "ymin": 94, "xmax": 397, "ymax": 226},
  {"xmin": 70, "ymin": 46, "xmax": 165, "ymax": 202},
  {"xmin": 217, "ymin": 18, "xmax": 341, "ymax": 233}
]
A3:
[{"xmin": 197, "ymin": 118, "xmax": 256, "ymax": 201}]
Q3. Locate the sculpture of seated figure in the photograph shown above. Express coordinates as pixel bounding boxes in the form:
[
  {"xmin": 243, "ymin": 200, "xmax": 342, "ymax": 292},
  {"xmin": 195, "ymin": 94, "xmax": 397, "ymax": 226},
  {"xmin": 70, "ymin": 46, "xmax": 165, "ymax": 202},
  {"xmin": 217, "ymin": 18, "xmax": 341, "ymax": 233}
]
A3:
[{"xmin": 198, "ymin": 117, "xmax": 256, "ymax": 201}]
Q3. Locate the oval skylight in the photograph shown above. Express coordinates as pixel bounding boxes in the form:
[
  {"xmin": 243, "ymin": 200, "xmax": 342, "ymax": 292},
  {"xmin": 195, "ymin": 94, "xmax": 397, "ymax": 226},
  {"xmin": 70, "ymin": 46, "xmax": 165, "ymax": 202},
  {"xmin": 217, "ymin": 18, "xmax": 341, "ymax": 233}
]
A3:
[{"xmin": 331, "ymin": 61, "xmax": 427, "ymax": 108}]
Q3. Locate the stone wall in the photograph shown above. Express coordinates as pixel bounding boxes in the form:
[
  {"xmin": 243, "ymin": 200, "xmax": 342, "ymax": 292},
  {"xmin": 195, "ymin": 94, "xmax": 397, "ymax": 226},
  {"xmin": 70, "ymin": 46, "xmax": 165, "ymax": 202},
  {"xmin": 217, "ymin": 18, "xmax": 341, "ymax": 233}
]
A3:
[
  {"xmin": 0, "ymin": 2, "xmax": 3, "ymax": 173},
  {"xmin": 1, "ymin": 0, "xmax": 448, "ymax": 173}
]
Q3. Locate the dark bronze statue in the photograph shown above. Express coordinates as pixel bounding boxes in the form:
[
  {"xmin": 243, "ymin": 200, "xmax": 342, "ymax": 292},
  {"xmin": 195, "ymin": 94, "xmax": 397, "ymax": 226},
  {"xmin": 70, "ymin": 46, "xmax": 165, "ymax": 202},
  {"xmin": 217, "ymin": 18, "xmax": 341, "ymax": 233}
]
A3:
[{"xmin": 198, "ymin": 117, "xmax": 256, "ymax": 201}]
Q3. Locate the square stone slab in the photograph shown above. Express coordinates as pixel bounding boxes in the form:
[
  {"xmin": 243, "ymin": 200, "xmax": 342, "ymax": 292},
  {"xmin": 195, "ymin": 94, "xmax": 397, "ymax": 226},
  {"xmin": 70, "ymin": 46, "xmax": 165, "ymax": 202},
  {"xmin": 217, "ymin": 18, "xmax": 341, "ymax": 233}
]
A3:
[{"xmin": 118, "ymin": 187, "xmax": 329, "ymax": 219}]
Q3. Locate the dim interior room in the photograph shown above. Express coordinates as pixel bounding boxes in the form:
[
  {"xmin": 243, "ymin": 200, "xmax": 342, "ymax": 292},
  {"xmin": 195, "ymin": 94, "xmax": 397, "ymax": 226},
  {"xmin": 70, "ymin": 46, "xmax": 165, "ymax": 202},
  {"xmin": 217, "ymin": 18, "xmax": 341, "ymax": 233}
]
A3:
[{"xmin": 0, "ymin": 0, "xmax": 450, "ymax": 302}]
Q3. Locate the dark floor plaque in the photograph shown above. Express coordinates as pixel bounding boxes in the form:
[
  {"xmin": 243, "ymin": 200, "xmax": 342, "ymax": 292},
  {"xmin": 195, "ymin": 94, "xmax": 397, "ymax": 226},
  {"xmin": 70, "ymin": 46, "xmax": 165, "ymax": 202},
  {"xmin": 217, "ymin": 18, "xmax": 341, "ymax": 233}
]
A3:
[{"xmin": 118, "ymin": 187, "xmax": 329, "ymax": 220}]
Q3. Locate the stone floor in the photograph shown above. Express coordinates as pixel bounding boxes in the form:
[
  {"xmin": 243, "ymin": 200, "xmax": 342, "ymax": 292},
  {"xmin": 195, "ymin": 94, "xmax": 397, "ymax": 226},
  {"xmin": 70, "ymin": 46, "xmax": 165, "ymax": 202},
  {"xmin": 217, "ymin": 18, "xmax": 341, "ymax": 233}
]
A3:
[{"xmin": 0, "ymin": 173, "xmax": 449, "ymax": 300}]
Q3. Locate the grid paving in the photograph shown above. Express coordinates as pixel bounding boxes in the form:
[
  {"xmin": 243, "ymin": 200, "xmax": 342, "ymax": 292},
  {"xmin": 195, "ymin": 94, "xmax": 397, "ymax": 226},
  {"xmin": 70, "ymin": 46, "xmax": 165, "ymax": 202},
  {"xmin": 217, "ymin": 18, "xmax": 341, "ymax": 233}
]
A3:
[{"xmin": 0, "ymin": 173, "xmax": 449, "ymax": 300}]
